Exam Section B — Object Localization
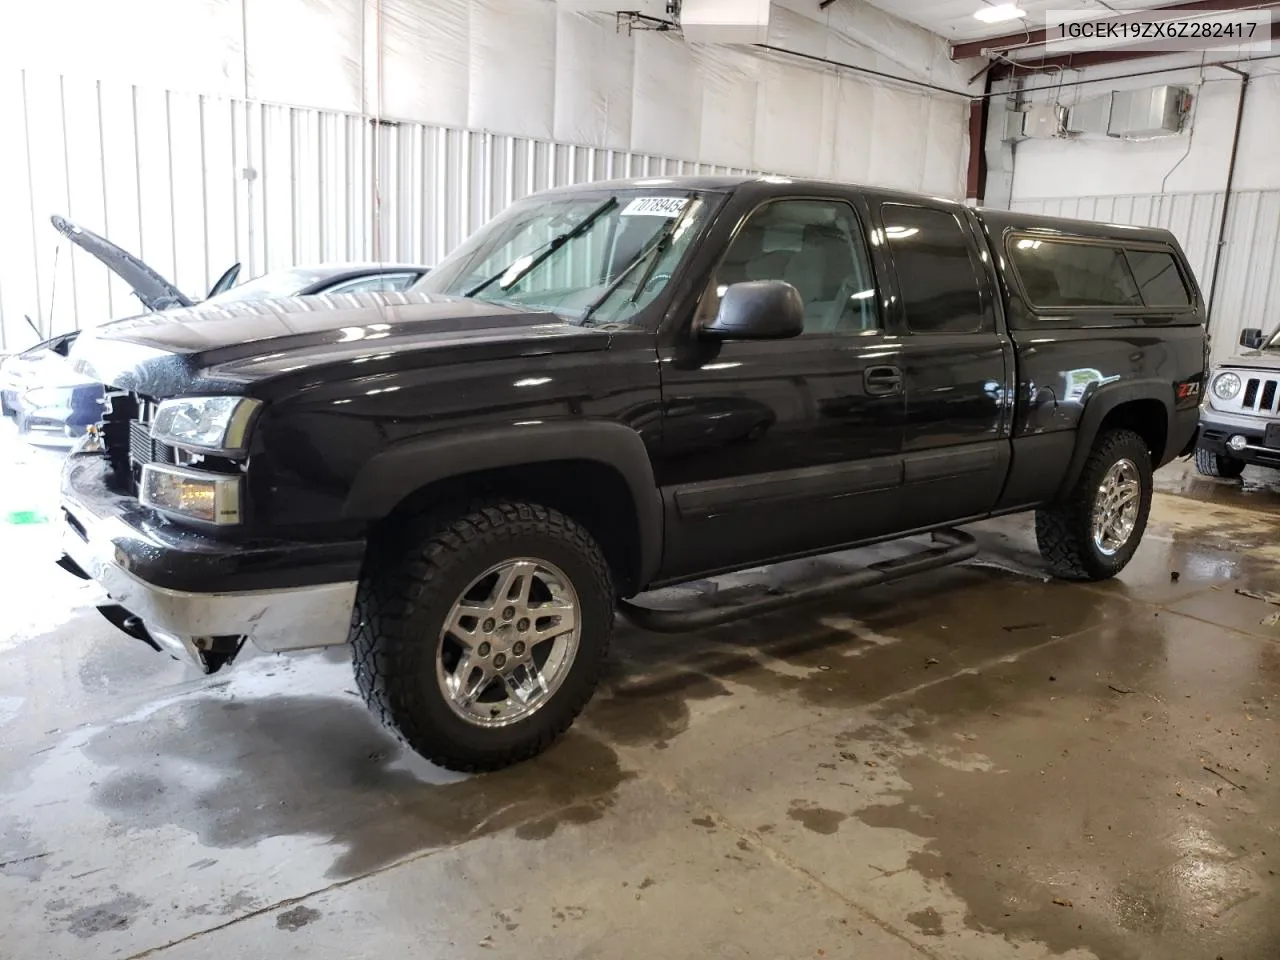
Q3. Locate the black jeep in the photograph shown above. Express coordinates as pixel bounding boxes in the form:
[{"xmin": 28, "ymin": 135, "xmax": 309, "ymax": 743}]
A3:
[{"xmin": 57, "ymin": 176, "xmax": 1206, "ymax": 771}]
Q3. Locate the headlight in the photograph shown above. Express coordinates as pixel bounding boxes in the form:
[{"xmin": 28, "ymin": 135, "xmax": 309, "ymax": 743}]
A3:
[
  {"xmin": 140, "ymin": 464, "xmax": 242, "ymax": 524},
  {"xmin": 1212, "ymin": 372, "xmax": 1242, "ymax": 401},
  {"xmin": 150, "ymin": 396, "xmax": 261, "ymax": 454}
]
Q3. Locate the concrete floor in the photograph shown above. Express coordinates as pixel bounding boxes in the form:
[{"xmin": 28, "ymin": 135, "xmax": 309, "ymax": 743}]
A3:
[{"xmin": 3, "ymin": 425, "xmax": 1280, "ymax": 960}]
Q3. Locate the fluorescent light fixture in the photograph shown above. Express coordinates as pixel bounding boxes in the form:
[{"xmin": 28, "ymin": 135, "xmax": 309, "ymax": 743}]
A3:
[{"xmin": 974, "ymin": 4, "xmax": 1025, "ymax": 23}]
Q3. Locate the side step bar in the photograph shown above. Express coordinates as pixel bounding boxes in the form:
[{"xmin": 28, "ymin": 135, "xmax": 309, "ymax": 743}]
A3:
[{"xmin": 617, "ymin": 529, "xmax": 977, "ymax": 634}]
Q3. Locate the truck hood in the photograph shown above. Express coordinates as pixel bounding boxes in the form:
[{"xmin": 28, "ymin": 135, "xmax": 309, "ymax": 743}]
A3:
[
  {"xmin": 52, "ymin": 215, "xmax": 194, "ymax": 312},
  {"xmin": 1220, "ymin": 351, "xmax": 1280, "ymax": 372},
  {"xmin": 67, "ymin": 291, "xmax": 612, "ymax": 398}
]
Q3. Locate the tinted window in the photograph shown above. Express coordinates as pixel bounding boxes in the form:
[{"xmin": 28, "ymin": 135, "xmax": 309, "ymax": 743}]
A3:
[
  {"xmin": 881, "ymin": 204, "xmax": 985, "ymax": 334},
  {"xmin": 702, "ymin": 199, "xmax": 877, "ymax": 335},
  {"xmin": 1125, "ymin": 249, "xmax": 1190, "ymax": 306},
  {"xmin": 1009, "ymin": 238, "xmax": 1140, "ymax": 308}
]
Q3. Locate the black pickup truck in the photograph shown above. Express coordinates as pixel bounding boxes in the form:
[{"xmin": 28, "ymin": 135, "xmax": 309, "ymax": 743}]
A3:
[{"xmin": 57, "ymin": 176, "xmax": 1206, "ymax": 771}]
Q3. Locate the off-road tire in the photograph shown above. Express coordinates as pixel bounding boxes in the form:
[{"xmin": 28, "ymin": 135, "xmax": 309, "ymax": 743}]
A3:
[
  {"xmin": 350, "ymin": 500, "xmax": 614, "ymax": 772},
  {"xmin": 1035, "ymin": 429, "xmax": 1153, "ymax": 582},
  {"xmin": 1195, "ymin": 447, "xmax": 1245, "ymax": 479}
]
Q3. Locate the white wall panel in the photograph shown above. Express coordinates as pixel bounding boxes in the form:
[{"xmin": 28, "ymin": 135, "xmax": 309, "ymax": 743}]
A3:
[
  {"xmin": 754, "ymin": 60, "xmax": 826, "ymax": 176},
  {"xmin": 0, "ymin": 74, "xmax": 44, "ymax": 333},
  {"xmin": 772, "ymin": 0, "xmax": 972, "ymax": 90},
  {"xmin": 0, "ymin": 0, "xmax": 245, "ymax": 98},
  {"xmin": 468, "ymin": 0, "xmax": 557, "ymax": 141},
  {"xmin": 923, "ymin": 97, "xmax": 967, "ymax": 197},
  {"xmin": 553, "ymin": 11, "xmax": 634, "ymax": 149},
  {"xmin": 868, "ymin": 86, "xmax": 927, "ymax": 191},
  {"xmin": 631, "ymin": 33, "xmax": 704, "ymax": 160},
  {"xmin": 1011, "ymin": 58, "xmax": 1280, "ymax": 200},
  {"xmin": 244, "ymin": 0, "xmax": 363, "ymax": 113},
  {"xmin": 369, "ymin": 0, "xmax": 469, "ymax": 128},
  {"xmin": 830, "ymin": 76, "xmax": 875, "ymax": 184},
  {"xmin": 696, "ymin": 48, "xmax": 759, "ymax": 170}
]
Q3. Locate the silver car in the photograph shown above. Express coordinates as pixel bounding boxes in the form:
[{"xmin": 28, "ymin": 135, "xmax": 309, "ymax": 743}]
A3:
[{"xmin": 1196, "ymin": 326, "xmax": 1280, "ymax": 477}]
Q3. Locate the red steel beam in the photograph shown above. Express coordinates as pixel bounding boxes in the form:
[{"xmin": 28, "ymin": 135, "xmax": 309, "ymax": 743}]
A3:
[{"xmin": 951, "ymin": 0, "xmax": 1280, "ymax": 60}]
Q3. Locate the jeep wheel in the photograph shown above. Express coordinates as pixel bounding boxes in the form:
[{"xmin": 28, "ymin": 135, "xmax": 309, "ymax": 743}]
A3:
[
  {"xmin": 1035, "ymin": 429, "xmax": 1153, "ymax": 581},
  {"xmin": 1195, "ymin": 447, "xmax": 1245, "ymax": 479},
  {"xmin": 350, "ymin": 501, "xmax": 614, "ymax": 772}
]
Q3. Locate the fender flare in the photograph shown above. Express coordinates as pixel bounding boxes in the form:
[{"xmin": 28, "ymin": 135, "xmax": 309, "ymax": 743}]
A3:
[
  {"xmin": 343, "ymin": 420, "xmax": 663, "ymax": 587},
  {"xmin": 1055, "ymin": 379, "xmax": 1173, "ymax": 499}
]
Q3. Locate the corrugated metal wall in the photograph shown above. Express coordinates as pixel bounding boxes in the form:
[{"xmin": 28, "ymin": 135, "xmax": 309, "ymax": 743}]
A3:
[
  {"xmin": 1011, "ymin": 190, "xmax": 1280, "ymax": 363},
  {"xmin": 0, "ymin": 69, "xmax": 759, "ymax": 350}
]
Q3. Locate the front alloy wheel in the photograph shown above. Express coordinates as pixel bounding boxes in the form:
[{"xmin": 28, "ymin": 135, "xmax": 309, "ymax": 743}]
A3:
[
  {"xmin": 438, "ymin": 558, "xmax": 580, "ymax": 726},
  {"xmin": 351, "ymin": 500, "xmax": 614, "ymax": 772}
]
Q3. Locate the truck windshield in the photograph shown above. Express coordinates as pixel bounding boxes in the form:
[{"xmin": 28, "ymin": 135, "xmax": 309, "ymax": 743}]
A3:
[{"xmin": 413, "ymin": 190, "xmax": 714, "ymax": 326}]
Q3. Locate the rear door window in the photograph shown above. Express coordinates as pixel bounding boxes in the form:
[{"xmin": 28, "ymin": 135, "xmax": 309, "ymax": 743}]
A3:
[
  {"xmin": 880, "ymin": 204, "xmax": 987, "ymax": 334},
  {"xmin": 1124, "ymin": 249, "xmax": 1191, "ymax": 306},
  {"xmin": 1008, "ymin": 238, "xmax": 1141, "ymax": 308}
]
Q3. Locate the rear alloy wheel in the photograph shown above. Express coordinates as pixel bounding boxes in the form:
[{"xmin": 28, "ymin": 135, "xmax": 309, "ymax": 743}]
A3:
[
  {"xmin": 1195, "ymin": 447, "xmax": 1246, "ymax": 479},
  {"xmin": 1091, "ymin": 458, "xmax": 1142, "ymax": 556},
  {"xmin": 1036, "ymin": 429, "xmax": 1153, "ymax": 581},
  {"xmin": 351, "ymin": 501, "xmax": 614, "ymax": 772}
]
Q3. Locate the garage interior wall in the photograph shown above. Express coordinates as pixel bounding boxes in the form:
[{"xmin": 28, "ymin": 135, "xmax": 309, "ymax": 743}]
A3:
[
  {"xmin": 0, "ymin": 0, "xmax": 974, "ymax": 348},
  {"xmin": 1006, "ymin": 55, "xmax": 1280, "ymax": 363}
]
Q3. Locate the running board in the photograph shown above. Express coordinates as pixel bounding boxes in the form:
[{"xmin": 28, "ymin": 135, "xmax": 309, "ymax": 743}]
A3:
[{"xmin": 618, "ymin": 529, "xmax": 977, "ymax": 634}]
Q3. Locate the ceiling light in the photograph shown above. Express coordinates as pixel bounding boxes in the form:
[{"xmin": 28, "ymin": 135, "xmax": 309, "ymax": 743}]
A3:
[{"xmin": 974, "ymin": 4, "xmax": 1025, "ymax": 23}]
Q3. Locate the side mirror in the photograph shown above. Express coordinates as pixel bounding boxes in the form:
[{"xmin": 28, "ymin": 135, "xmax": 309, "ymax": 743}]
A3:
[
  {"xmin": 1240, "ymin": 327, "xmax": 1265, "ymax": 350},
  {"xmin": 699, "ymin": 281, "xmax": 804, "ymax": 341}
]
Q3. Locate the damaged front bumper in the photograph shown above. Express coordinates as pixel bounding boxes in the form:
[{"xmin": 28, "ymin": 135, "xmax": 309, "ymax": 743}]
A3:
[{"xmin": 58, "ymin": 453, "xmax": 364, "ymax": 669}]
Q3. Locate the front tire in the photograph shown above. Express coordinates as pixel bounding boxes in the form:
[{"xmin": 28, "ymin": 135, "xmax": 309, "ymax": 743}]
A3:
[
  {"xmin": 1036, "ymin": 429, "xmax": 1153, "ymax": 581},
  {"xmin": 350, "ymin": 500, "xmax": 614, "ymax": 772},
  {"xmin": 1195, "ymin": 446, "xmax": 1246, "ymax": 479}
]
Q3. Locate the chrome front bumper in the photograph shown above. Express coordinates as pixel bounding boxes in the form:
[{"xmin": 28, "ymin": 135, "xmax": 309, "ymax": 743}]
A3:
[{"xmin": 61, "ymin": 493, "xmax": 358, "ymax": 665}]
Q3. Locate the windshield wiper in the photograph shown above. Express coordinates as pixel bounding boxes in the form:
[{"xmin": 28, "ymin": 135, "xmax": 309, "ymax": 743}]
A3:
[
  {"xmin": 580, "ymin": 200, "xmax": 690, "ymax": 326},
  {"xmin": 465, "ymin": 196, "xmax": 618, "ymax": 299}
]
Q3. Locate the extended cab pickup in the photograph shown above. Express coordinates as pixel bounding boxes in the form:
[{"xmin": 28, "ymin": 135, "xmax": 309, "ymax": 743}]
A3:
[{"xmin": 57, "ymin": 176, "xmax": 1206, "ymax": 771}]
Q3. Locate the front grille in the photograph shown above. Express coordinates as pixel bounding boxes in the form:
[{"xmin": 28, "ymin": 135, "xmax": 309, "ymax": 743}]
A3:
[
  {"xmin": 1241, "ymin": 376, "xmax": 1280, "ymax": 415},
  {"xmin": 128, "ymin": 420, "xmax": 176, "ymax": 467},
  {"xmin": 100, "ymin": 391, "xmax": 173, "ymax": 495}
]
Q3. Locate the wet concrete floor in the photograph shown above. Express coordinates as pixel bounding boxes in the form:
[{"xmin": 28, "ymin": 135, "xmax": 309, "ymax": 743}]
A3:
[{"xmin": 3, "ymin": 424, "xmax": 1280, "ymax": 959}]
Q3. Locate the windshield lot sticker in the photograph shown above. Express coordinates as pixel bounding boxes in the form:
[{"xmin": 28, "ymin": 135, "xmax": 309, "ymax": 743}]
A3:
[{"xmin": 622, "ymin": 197, "xmax": 688, "ymax": 217}]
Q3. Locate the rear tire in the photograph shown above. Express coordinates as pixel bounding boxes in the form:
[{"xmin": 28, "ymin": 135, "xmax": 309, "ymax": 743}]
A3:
[
  {"xmin": 350, "ymin": 500, "xmax": 614, "ymax": 773},
  {"xmin": 1195, "ymin": 447, "xmax": 1245, "ymax": 479},
  {"xmin": 1036, "ymin": 429, "xmax": 1153, "ymax": 582}
]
